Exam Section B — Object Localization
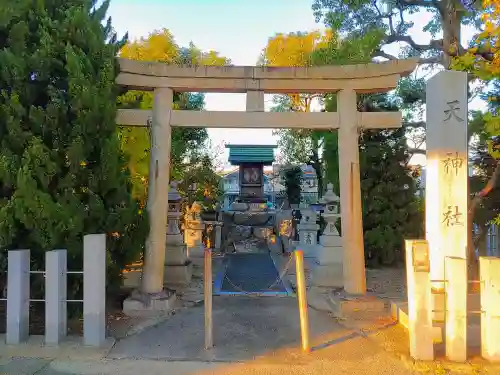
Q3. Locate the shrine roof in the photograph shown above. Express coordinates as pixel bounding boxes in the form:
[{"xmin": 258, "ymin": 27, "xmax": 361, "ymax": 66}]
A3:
[{"xmin": 225, "ymin": 144, "xmax": 276, "ymax": 165}]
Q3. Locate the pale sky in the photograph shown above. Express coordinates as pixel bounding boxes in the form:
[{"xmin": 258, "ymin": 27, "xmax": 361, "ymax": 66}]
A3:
[{"xmin": 108, "ymin": 0, "xmax": 486, "ymax": 167}]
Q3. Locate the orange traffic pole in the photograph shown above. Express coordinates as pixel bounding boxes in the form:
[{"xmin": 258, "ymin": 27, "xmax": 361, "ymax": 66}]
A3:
[
  {"xmin": 204, "ymin": 248, "xmax": 213, "ymax": 349},
  {"xmin": 295, "ymin": 249, "xmax": 311, "ymax": 353}
]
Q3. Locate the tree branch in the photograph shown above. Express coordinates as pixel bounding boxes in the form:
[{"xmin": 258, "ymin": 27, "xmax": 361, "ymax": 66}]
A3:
[
  {"xmin": 404, "ymin": 121, "xmax": 426, "ymax": 129},
  {"xmin": 373, "ymin": 50, "xmax": 443, "ymax": 65},
  {"xmin": 408, "ymin": 148, "xmax": 426, "ymax": 155},
  {"xmin": 399, "ymin": 0, "xmax": 439, "ymax": 6},
  {"xmin": 429, "ymin": 0, "xmax": 445, "ymax": 15},
  {"xmin": 418, "ymin": 54, "xmax": 444, "ymax": 65},
  {"xmin": 373, "ymin": 49, "xmax": 398, "ymax": 60},
  {"xmin": 385, "ymin": 33, "xmax": 443, "ymax": 52}
]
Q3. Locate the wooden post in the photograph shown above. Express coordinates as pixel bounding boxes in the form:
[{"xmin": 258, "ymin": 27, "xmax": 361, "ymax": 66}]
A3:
[
  {"xmin": 204, "ymin": 248, "xmax": 213, "ymax": 349},
  {"xmin": 405, "ymin": 240, "xmax": 434, "ymax": 360},
  {"xmin": 480, "ymin": 256, "xmax": 500, "ymax": 361},
  {"xmin": 445, "ymin": 256, "xmax": 467, "ymax": 362},
  {"xmin": 142, "ymin": 87, "xmax": 173, "ymax": 295},
  {"xmin": 295, "ymin": 249, "xmax": 311, "ymax": 353}
]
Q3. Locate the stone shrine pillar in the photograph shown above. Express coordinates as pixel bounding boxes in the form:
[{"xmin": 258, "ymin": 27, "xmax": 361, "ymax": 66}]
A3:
[
  {"xmin": 311, "ymin": 183, "xmax": 343, "ymax": 287},
  {"xmin": 425, "ymin": 71, "xmax": 468, "ymax": 324},
  {"xmin": 297, "ymin": 209, "xmax": 319, "ymax": 261},
  {"xmin": 164, "ymin": 181, "xmax": 193, "ymax": 286},
  {"xmin": 184, "ymin": 201, "xmax": 206, "ymax": 267}
]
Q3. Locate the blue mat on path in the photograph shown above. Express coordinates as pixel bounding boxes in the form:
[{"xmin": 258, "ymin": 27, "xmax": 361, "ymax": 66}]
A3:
[{"xmin": 217, "ymin": 253, "xmax": 289, "ymax": 295}]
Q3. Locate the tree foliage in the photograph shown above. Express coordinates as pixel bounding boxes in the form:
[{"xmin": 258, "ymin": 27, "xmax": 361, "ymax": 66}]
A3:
[
  {"xmin": 268, "ymin": 27, "xmax": 422, "ymax": 265},
  {"xmin": 312, "ymin": 0, "xmax": 490, "ymax": 68},
  {"xmin": 312, "ymin": 0, "xmax": 500, "ymax": 268},
  {"xmin": 281, "ymin": 166, "xmax": 303, "ymax": 206},
  {"xmin": 358, "ymin": 94, "xmax": 422, "ymax": 266},
  {"xmin": 466, "ymin": 80, "xmax": 500, "ymax": 256},
  {"xmin": 311, "ymin": 0, "xmax": 494, "ymax": 152},
  {"xmin": 117, "ymin": 29, "xmax": 230, "ymax": 204},
  {"xmin": 0, "ymin": 0, "xmax": 147, "ymax": 292},
  {"xmin": 262, "ymin": 30, "xmax": 335, "ymax": 196},
  {"xmin": 454, "ymin": 0, "xmax": 500, "ymax": 78}
]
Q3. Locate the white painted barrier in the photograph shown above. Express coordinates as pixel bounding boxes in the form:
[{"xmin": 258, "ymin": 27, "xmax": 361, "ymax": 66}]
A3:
[{"xmin": 2, "ymin": 234, "xmax": 106, "ymax": 347}]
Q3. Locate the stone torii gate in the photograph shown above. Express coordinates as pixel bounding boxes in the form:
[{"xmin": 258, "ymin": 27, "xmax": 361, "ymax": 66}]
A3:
[{"xmin": 116, "ymin": 58, "xmax": 417, "ymax": 304}]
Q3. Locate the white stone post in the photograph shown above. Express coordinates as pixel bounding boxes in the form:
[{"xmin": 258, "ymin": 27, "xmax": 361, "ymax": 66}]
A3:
[
  {"xmin": 405, "ymin": 240, "xmax": 434, "ymax": 360},
  {"xmin": 143, "ymin": 87, "xmax": 173, "ymax": 295},
  {"xmin": 480, "ymin": 256, "xmax": 500, "ymax": 361},
  {"xmin": 445, "ymin": 256, "xmax": 467, "ymax": 362},
  {"xmin": 337, "ymin": 88, "xmax": 366, "ymax": 295},
  {"xmin": 45, "ymin": 249, "xmax": 67, "ymax": 345},
  {"xmin": 425, "ymin": 71, "xmax": 468, "ymax": 320},
  {"xmin": 83, "ymin": 234, "xmax": 106, "ymax": 347},
  {"xmin": 6, "ymin": 249, "xmax": 30, "ymax": 345},
  {"xmin": 312, "ymin": 183, "xmax": 343, "ymax": 287}
]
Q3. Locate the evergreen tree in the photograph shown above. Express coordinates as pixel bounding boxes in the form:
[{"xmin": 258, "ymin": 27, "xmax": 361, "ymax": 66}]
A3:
[
  {"xmin": 322, "ymin": 93, "xmax": 422, "ymax": 266},
  {"xmin": 468, "ymin": 81, "xmax": 500, "ymax": 254},
  {"xmin": 0, "ymin": 0, "xmax": 147, "ymax": 292},
  {"xmin": 359, "ymin": 94, "xmax": 422, "ymax": 266}
]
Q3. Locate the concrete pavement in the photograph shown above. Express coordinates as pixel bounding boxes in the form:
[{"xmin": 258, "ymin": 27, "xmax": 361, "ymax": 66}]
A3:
[
  {"xmin": 2, "ymin": 296, "xmax": 499, "ymax": 374},
  {"xmin": 0, "ymin": 356, "xmax": 417, "ymax": 375}
]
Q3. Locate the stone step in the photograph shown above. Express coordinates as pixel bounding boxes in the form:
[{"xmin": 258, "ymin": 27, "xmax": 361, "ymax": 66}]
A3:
[
  {"xmin": 390, "ymin": 299, "xmax": 482, "ymax": 346},
  {"xmin": 328, "ymin": 294, "xmax": 387, "ymax": 318}
]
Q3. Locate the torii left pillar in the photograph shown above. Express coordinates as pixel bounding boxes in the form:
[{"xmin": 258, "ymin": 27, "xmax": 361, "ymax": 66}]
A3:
[
  {"xmin": 142, "ymin": 87, "xmax": 173, "ymax": 295},
  {"xmin": 124, "ymin": 88, "xmax": 176, "ymax": 316}
]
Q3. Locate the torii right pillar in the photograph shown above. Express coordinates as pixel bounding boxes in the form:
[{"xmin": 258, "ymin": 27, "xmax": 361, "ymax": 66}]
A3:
[{"xmin": 337, "ymin": 89, "xmax": 367, "ymax": 295}]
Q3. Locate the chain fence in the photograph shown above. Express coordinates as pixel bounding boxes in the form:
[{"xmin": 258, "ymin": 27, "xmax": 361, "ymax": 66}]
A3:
[{"xmin": 220, "ymin": 251, "xmax": 295, "ymax": 297}]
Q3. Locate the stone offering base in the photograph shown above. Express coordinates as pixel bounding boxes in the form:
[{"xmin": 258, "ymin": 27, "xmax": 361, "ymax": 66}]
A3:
[
  {"xmin": 123, "ymin": 289, "xmax": 177, "ymax": 317},
  {"xmin": 122, "ymin": 270, "xmax": 142, "ymax": 289},
  {"xmin": 164, "ymin": 262, "xmax": 193, "ymax": 287},
  {"xmin": 188, "ymin": 245, "xmax": 205, "ymax": 259},
  {"xmin": 310, "ymin": 263, "xmax": 343, "ymax": 288},
  {"xmin": 391, "ymin": 292, "xmax": 482, "ymax": 347},
  {"xmin": 328, "ymin": 290, "xmax": 387, "ymax": 318}
]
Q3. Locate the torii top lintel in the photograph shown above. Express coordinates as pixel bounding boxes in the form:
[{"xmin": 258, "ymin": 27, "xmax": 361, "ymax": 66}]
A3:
[{"xmin": 116, "ymin": 58, "xmax": 418, "ymax": 94}]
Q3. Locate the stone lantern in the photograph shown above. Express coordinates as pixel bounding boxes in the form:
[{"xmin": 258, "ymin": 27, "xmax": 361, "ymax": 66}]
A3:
[
  {"xmin": 184, "ymin": 201, "xmax": 206, "ymax": 272},
  {"xmin": 167, "ymin": 181, "xmax": 182, "ymax": 236},
  {"xmin": 164, "ymin": 181, "xmax": 192, "ymax": 287},
  {"xmin": 297, "ymin": 208, "xmax": 319, "ymax": 259},
  {"xmin": 321, "ymin": 183, "xmax": 341, "ymax": 235},
  {"xmin": 311, "ymin": 183, "xmax": 343, "ymax": 288}
]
